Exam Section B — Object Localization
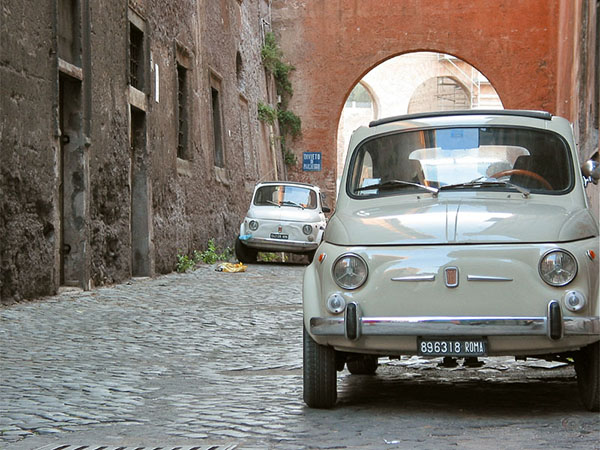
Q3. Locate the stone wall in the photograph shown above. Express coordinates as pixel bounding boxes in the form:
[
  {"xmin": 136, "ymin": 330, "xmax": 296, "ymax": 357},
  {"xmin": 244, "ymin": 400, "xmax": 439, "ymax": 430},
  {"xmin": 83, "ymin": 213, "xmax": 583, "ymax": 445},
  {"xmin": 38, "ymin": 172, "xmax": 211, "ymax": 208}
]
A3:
[
  {"xmin": 1, "ymin": 1, "xmax": 58, "ymax": 302},
  {"xmin": 1, "ymin": 0, "xmax": 282, "ymax": 303}
]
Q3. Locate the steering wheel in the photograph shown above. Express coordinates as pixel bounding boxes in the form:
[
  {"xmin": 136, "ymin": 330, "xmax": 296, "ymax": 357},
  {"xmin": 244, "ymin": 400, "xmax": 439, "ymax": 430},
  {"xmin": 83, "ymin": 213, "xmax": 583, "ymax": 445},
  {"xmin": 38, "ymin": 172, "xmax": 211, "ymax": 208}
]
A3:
[{"xmin": 490, "ymin": 169, "xmax": 553, "ymax": 190}]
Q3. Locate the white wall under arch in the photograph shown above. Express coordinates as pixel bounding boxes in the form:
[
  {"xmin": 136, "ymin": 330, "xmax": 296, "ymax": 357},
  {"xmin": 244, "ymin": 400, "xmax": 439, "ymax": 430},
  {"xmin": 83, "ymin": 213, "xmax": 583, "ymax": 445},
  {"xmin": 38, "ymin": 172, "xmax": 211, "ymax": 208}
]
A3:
[{"xmin": 336, "ymin": 52, "xmax": 504, "ymax": 192}]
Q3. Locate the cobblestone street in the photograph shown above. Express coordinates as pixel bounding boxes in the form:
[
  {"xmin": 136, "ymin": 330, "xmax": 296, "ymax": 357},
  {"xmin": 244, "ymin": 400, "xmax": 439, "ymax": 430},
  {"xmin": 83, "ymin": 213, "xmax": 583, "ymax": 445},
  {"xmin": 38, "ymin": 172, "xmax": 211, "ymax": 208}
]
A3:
[{"xmin": 1, "ymin": 263, "xmax": 599, "ymax": 449}]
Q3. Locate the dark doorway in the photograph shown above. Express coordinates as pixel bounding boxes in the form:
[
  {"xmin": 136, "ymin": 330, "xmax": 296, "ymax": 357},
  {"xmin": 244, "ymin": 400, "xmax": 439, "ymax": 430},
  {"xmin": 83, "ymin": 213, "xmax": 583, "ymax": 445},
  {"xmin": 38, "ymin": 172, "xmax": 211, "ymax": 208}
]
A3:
[
  {"xmin": 129, "ymin": 106, "xmax": 151, "ymax": 276},
  {"xmin": 58, "ymin": 73, "xmax": 86, "ymax": 287}
]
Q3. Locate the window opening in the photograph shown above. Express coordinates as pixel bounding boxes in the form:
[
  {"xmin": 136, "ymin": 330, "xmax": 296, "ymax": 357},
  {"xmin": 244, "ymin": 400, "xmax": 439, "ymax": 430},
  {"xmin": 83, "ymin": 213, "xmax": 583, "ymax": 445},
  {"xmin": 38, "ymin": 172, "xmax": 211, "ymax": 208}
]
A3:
[
  {"xmin": 177, "ymin": 63, "xmax": 189, "ymax": 160},
  {"xmin": 58, "ymin": 0, "xmax": 81, "ymax": 66},
  {"xmin": 129, "ymin": 23, "xmax": 144, "ymax": 90},
  {"xmin": 212, "ymin": 86, "xmax": 224, "ymax": 167}
]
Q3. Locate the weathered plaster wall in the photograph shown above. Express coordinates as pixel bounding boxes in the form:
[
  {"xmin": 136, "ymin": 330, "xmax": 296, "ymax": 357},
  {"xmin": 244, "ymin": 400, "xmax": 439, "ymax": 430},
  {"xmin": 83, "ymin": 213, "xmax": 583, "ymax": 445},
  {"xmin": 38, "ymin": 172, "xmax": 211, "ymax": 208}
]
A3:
[
  {"xmin": 1, "ymin": 0, "xmax": 282, "ymax": 303},
  {"xmin": 555, "ymin": 0, "xmax": 599, "ymax": 217},
  {"xmin": 1, "ymin": 2, "xmax": 58, "ymax": 301},
  {"xmin": 88, "ymin": 3, "xmax": 130, "ymax": 286},
  {"xmin": 272, "ymin": 0, "xmax": 561, "ymax": 199}
]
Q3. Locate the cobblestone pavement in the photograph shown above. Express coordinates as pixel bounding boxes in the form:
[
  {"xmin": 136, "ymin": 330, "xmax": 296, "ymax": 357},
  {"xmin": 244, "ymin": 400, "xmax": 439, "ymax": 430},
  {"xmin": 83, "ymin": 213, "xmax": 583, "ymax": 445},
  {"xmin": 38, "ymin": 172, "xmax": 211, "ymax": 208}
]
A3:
[{"xmin": 1, "ymin": 263, "xmax": 599, "ymax": 449}]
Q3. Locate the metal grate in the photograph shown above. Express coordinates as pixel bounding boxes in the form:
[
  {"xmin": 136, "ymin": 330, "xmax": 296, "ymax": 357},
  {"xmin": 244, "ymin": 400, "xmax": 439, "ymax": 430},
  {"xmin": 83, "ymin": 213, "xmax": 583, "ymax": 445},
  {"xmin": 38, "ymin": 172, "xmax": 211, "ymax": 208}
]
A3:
[
  {"xmin": 38, "ymin": 445, "xmax": 237, "ymax": 450},
  {"xmin": 129, "ymin": 23, "xmax": 144, "ymax": 89},
  {"xmin": 177, "ymin": 63, "xmax": 188, "ymax": 159}
]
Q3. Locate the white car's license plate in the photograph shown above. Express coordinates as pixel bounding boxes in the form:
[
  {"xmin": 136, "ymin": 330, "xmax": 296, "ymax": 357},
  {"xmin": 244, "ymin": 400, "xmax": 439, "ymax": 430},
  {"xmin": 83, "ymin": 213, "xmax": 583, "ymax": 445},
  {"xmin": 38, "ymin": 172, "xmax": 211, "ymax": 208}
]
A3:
[
  {"xmin": 270, "ymin": 233, "xmax": 289, "ymax": 239},
  {"xmin": 417, "ymin": 338, "xmax": 487, "ymax": 356}
]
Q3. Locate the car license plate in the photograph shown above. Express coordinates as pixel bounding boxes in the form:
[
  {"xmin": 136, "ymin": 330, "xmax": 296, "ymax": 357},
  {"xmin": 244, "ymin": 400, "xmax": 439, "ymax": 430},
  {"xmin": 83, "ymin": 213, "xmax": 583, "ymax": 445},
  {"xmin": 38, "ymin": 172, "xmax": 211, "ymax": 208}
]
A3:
[
  {"xmin": 270, "ymin": 233, "xmax": 289, "ymax": 240},
  {"xmin": 417, "ymin": 338, "xmax": 487, "ymax": 356}
]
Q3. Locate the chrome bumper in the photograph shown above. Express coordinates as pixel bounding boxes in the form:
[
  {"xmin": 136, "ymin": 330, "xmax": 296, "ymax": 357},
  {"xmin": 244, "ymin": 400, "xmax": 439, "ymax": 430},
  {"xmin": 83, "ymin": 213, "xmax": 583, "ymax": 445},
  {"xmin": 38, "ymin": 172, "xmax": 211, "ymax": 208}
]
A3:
[
  {"xmin": 243, "ymin": 237, "xmax": 318, "ymax": 252},
  {"xmin": 310, "ymin": 301, "xmax": 600, "ymax": 341}
]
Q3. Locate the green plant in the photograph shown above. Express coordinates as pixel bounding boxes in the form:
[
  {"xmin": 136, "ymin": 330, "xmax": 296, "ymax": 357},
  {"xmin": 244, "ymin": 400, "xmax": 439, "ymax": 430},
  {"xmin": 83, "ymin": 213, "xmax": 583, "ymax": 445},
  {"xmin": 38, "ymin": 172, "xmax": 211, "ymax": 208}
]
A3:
[
  {"xmin": 261, "ymin": 32, "xmax": 282, "ymax": 74},
  {"xmin": 278, "ymin": 109, "xmax": 302, "ymax": 138},
  {"xmin": 258, "ymin": 102, "xmax": 277, "ymax": 125},
  {"xmin": 176, "ymin": 240, "xmax": 232, "ymax": 272},
  {"xmin": 176, "ymin": 251, "xmax": 196, "ymax": 273},
  {"xmin": 258, "ymin": 252, "xmax": 288, "ymax": 262},
  {"xmin": 262, "ymin": 32, "xmax": 295, "ymax": 101},
  {"xmin": 199, "ymin": 239, "xmax": 232, "ymax": 264},
  {"xmin": 261, "ymin": 31, "xmax": 301, "ymax": 167},
  {"xmin": 281, "ymin": 138, "xmax": 298, "ymax": 166}
]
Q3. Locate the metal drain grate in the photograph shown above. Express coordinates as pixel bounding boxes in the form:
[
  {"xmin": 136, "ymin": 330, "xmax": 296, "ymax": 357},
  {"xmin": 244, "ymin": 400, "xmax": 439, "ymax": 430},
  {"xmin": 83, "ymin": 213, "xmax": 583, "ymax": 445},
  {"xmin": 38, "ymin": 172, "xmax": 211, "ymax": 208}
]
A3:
[{"xmin": 39, "ymin": 445, "xmax": 238, "ymax": 450}]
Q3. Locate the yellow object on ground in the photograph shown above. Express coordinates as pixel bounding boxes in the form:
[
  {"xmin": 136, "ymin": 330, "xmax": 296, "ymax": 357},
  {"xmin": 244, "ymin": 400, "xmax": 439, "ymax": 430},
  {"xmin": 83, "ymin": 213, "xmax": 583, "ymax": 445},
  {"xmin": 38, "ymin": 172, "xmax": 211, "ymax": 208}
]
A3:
[{"xmin": 215, "ymin": 262, "xmax": 247, "ymax": 272}]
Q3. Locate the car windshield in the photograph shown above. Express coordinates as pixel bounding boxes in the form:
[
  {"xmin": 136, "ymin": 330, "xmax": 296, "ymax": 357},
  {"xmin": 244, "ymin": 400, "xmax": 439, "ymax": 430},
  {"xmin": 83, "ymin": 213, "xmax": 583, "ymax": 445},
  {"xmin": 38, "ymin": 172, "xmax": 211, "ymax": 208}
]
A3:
[
  {"xmin": 253, "ymin": 185, "xmax": 318, "ymax": 209},
  {"xmin": 348, "ymin": 127, "xmax": 572, "ymax": 197}
]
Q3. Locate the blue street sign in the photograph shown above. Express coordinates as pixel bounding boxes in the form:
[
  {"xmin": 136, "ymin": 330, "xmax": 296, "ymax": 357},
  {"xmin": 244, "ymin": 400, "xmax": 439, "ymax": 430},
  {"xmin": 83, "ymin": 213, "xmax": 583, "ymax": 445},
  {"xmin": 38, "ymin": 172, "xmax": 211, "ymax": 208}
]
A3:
[{"xmin": 303, "ymin": 152, "xmax": 321, "ymax": 171}]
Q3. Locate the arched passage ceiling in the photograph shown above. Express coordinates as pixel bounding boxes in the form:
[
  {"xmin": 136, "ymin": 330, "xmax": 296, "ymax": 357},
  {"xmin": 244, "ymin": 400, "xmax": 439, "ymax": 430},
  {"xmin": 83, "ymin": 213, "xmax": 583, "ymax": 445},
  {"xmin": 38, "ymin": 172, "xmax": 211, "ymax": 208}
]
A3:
[{"xmin": 272, "ymin": 0, "xmax": 561, "ymax": 199}]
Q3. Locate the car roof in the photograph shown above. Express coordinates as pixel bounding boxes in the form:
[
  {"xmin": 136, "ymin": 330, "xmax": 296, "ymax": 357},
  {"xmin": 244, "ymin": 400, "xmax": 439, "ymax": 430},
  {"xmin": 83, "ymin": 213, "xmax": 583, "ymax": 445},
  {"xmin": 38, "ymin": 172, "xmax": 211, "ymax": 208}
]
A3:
[
  {"xmin": 255, "ymin": 181, "xmax": 320, "ymax": 191},
  {"xmin": 369, "ymin": 109, "xmax": 552, "ymax": 127},
  {"xmin": 346, "ymin": 109, "xmax": 574, "ymax": 159}
]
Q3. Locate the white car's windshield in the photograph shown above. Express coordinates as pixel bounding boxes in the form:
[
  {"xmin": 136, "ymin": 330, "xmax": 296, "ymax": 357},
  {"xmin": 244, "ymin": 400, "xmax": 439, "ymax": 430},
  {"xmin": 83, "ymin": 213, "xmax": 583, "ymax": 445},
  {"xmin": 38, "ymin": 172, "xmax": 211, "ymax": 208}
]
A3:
[
  {"xmin": 349, "ymin": 127, "xmax": 572, "ymax": 197},
  {"xmin": 254, "ymin": 185, "xmax": 318, "ymax": 209}
]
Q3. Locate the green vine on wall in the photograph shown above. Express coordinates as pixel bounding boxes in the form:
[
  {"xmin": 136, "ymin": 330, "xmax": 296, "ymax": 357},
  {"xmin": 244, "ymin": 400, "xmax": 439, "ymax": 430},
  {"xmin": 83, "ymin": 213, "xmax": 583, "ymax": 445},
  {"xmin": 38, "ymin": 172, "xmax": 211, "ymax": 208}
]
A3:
[
  {"xmin": 258, "ymin": 102, "xmax": 277, "ymax": 125},
  {"xmin": 259, "ymin": 31, "xmax": 301, "ymax": 166}
]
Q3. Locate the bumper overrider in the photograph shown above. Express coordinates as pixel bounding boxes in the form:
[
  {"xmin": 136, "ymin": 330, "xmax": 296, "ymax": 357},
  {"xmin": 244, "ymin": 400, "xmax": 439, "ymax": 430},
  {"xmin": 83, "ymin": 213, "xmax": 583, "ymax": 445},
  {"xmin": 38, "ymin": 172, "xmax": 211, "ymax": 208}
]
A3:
[{"xmin": 310, "ymin": 300, "xmax": 600, "ymax": 341}]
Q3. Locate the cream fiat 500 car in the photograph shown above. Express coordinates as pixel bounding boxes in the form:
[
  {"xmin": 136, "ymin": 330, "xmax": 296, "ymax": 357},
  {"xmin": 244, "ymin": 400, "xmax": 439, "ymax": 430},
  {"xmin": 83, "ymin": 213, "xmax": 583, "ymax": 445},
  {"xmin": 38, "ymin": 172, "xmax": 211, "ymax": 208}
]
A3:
[
  {"xmin": 303, "ymin": 110, "xmax": 600, "ymax": 410},
  {"xmin": 236, "ymin": 181, "xmax": 330, "ymax": 263}
]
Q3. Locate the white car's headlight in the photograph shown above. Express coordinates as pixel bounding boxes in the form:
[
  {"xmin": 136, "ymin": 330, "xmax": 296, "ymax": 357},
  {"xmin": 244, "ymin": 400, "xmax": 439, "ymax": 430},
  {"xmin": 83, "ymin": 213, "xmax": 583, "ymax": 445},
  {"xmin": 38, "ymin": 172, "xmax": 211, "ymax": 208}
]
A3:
[
  {"xmin": 302, "ymin": 224, "xmax": 313, "ymax": 235},
  {"xmin": 248, "ymin": 220, "xmax": 259, "ymax": 231},
  {"xmin": 539, "ymin": 249, "xmax": 577, "ymax": 286},
  {"xmin": 332, "ymin": 253, "xmax": 368, "ymax": 290}
]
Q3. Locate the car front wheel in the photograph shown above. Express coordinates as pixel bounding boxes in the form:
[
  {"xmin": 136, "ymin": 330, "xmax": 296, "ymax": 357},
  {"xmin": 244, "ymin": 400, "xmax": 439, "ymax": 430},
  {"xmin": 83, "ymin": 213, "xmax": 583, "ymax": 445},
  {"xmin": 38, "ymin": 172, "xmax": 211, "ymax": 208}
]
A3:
[
  {"xmin": 303, "ymin": 325, "xmax": 337, "ymax": 408},
  {"xmin": 234, "ymin": 236, "xmax": 257, "ymax": 263},
  {"xmin": 575, "ymin": 341, "xmax": 600, "ymax": 411}
]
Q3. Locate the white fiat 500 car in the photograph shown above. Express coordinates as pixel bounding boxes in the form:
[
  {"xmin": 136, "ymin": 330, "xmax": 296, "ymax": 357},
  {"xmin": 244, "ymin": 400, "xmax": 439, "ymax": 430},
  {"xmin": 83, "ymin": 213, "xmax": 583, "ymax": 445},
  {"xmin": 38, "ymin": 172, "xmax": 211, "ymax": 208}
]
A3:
[
  {"xmin": 303, "ymin": 110, "xmax": 600, "ymax": 410},
  {"xmin": 236, "ymin": 181, "xmax": 330, "ymax": 263}
]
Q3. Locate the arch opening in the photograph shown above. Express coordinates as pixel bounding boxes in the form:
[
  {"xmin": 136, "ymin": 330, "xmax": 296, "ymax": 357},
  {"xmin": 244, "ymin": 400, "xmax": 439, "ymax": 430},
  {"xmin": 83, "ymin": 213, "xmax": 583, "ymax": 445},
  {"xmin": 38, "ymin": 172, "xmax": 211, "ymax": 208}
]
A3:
[{"xmin": 336, "ymin": 52, "xmax": 504, "ymax": 192}]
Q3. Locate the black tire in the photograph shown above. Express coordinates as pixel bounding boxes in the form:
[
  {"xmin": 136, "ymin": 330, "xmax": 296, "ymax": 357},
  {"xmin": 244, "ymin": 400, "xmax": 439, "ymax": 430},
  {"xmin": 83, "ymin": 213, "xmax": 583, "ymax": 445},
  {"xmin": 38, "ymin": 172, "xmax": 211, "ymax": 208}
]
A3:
[
  {"xmin": 306, "ymin": 250, "xmax": 316, "ymax": 264},
  {"xmin": 575, "ymin": 341, "xmax": 600, "ymax": 411},
  {"xmin": 347, "ymin": 355, "xmax": 378, "ymax": 375},
  {"xmin": 234, "ymin": 236, "xmax": 257, "ymax": 263},
  {"xmin": 303, "ymin": 325, "xmax": 337, "ymax": 408}
]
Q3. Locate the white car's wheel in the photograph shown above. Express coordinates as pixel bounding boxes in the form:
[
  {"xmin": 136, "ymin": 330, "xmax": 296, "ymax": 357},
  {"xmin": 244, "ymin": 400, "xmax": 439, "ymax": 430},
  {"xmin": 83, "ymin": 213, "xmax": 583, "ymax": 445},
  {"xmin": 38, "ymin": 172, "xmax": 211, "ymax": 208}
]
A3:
[
  {"xmin": 303, "ymin": 326, "xmax": 337, "ymax": 408},
  {"xmin": 234, "ymin": 237, "xmax": 257, "ymax": 263},
  {"xmin": 575, "ymin": 341, "xmax": 600, "ymax": 411}
]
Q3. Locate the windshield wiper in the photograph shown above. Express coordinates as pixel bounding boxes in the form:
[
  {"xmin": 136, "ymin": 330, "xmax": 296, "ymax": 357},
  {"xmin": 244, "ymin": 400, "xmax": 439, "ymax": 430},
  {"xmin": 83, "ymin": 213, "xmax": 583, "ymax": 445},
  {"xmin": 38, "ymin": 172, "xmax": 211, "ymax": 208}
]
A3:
[
  {"xmin": 436, "ymin": 179, "xmax": 530, "ymax": 198},
  {"xmin": 266, "ymin": 200, "xmax": 281, "ymax": 207},
  {"xmin": 355, "ymin": 180, "xmax": 438, "ymax": 194},
  {"xmin": 281, "ymin": 200, "xmax": 304, "ymax": 209}
]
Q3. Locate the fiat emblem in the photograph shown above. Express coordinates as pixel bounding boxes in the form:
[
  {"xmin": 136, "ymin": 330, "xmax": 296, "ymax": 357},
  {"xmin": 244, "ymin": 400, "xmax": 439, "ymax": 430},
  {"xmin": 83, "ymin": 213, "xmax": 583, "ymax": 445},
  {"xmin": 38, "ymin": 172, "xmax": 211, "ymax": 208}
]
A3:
[
  {"xmin": 444, "ymin": 267, "xmax": 459, "ymax": 288},
  {"xmin": 278, "ymin": 225, "xmax": 283, "ymax": 233}
]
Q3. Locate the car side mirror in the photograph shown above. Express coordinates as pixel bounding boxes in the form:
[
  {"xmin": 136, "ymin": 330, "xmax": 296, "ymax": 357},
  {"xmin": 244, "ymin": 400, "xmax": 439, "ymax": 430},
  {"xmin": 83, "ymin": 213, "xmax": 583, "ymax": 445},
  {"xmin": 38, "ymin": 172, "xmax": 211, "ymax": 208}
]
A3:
[
  {"xmin": 322, "ymin": 206, "xmax": 331, "ymax": 213},
  {"xmin": 581, "ymin": 160, "xmax": 600, "ymax": 186}
]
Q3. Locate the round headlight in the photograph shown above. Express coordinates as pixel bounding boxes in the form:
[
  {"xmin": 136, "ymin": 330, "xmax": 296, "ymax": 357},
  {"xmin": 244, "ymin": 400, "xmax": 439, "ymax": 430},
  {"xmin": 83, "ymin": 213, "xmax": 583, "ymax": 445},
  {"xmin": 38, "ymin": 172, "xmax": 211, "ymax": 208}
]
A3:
[
  {"xmin": 539, "ymin": 249, "xmax": 577, "ymax": 287},
  {"xmin": 248, "ymin": 220, "xmax": 259, "ymax": 231},
  {"xmin": 332, "ymin": 253, "xmax": 368, "ymax": 290},
  {"xmin": 302, "ymin": 224, "xmax": 313, "ymax": 235}
]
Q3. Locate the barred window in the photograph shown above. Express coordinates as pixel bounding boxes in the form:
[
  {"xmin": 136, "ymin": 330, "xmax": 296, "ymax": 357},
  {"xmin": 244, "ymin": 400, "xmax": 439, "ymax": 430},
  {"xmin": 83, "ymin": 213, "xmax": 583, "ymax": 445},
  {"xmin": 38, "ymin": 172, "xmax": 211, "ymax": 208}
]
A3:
[
  {"xmin": 212, "ymin": 86, "xmax": 224, "ymax": 167},
  {"xmin": 129, "ymin": 23, "xmax": 144, "ymax": 90},
  {"xmin": 177, "ymin": 63, "xmax": 188, "ymax": 160}
]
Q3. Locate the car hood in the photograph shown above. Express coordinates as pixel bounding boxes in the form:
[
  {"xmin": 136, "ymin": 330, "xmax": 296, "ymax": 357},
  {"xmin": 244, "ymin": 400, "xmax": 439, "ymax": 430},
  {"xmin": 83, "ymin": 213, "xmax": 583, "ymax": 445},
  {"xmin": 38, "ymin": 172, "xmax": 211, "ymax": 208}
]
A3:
[{"xmin": 325, "ymin": 197, "xmax": 598, "ymax": 245}]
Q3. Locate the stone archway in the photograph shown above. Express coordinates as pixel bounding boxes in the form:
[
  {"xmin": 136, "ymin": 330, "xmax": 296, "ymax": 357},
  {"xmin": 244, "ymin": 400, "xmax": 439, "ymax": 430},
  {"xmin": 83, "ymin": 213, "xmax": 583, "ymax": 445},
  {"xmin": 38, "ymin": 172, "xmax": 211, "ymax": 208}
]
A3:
[
  {"xmin": 272, "ymin": 0, "xmax": 562, "ymax": 200},
  {"xmin": 335, "ymin": 52, "xmax": 503, "ymax": 194}
]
